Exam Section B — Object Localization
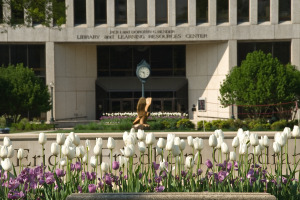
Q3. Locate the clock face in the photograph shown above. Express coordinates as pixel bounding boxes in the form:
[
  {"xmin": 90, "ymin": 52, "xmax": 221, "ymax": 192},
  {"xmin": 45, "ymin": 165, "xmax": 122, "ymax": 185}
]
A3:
[{"xmin": 138, "ymin": 66, "xmax": 150, "ymax": 79}]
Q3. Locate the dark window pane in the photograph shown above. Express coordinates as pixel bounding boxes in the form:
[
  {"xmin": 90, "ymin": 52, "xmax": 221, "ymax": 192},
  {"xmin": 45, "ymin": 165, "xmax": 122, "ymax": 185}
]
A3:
[
  {"xmin": 237, "ymin": 43, "xmax": 255, "ymax": 66},
  {"xmin": 111, "ymin": 92, "xmax": 133, "ymax": 98},
  {"xmin": 273, "ymin": 42, "xmax": 290, "ymax": 64},
  {"xmin": 279, "ymin": 0, "xmax": 291, "ymax": 21},
  {"xmin": 110, "ymin": 46, "xmax": 132, "ymax": 76},
  {"xmin": 122, "ymin": 101, "xmax": 132, "ymax": 111},
  {"xmin": 0, "ymin": 45, "xmax": 9, "ymax": 66},
  {"xmin": 173, "ymin": 46, "xmax": 185, "ymax": 76},
  {"xmin": 10, "ymin": 45, "xmax": 27, "ymax": 66},
  {"xmin": 74, "ymin": 0, "xmax": 86, "ymax": 24},
  {"xmin": 237, "ymin": 0, "xmax": 249, "ymax": 22},
  {"xmin": 176, "ymin": 0, "xmax": 188, "ymax": 24},
  {"xmin": 151, "ymin": 46, "xmax": 172, "ymax": 76},
  {"xmin": 32, "ymin": 1, "xmax": 45, "ymax": 25},
  {"xmin": 115, "ymin": 0, "xmax": 127, "ymax": 24},
  {"xmin": 53, "ymin": 0, "xmax": 66, "ymax": 25},
  {"xmin": 155, "ymin": 0, "xmax": 167, "ymax": 24},
  {"xmin": 258, "ymin": 0, "xmax": 270, "ymax": 22},
  {"xmin": 135, "ymin": 0, "xmax": 147, "ymax": 24},
  {"xmin": 11, "ymin": 0, "xmax": 24, "ymax": 24},
  {"xmin": 28, "ymin": 45, "xmax": 45, "ymax": 77},
  {"xmin": 152, "ymin": 101, "xmax": 162, "ymax": 112},
  {"xmin": 163, "ymin": 101, "xmax": 173, "ymax": 112},
  {"xmin": 97, "ymin": 46, "xmax": 110, "ymax": 76},
  {"xmin": 196, "ymin": 0, "xmax": 208, "ymax": 23},
  {"xmin": 133, "ymin": 46, "xmax": 150, "ymax": 68},
  {"xmin": 256, "ymin": 42, "xmax": 272, "ymax": 55},
  {"xmin": 217, "ymin": 0, "xmax": 228, "ymax": 23},
  {"xmin": 111, "ymin": 101, "xmax": 121, "ymax": 112},
  {"xmin": 0, "ymin": 3, "xmax": 3, "ymax": 23},
  {"xmin": 151, "ymin": 92, "xmax": 173, "ymax": 98},
  {"xmin": 95, "ymin": 0, "xmax": 107, "ymax": 24}
]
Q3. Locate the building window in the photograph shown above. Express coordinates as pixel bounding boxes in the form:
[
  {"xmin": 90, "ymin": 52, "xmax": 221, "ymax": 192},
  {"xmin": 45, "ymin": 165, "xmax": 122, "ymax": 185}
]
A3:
[
  {"xmin": 53, "ymin": 0, "xmax": 66, "ymax": 25},
  {"xmin": 155, "ymin": 0, "xmax": 167, "ymax": 25},
  {"xmin": 0, "ymin": 44, "xmax": 46, "ymax": 80},
  {"xmin": 237, "ymin": 42, "xmax": 291, "ymax": 66},
  {"xmin": 196, "ymin": 0, "xmax": 208, "ymax": 23},
  {"xmin": 95, "ymin": 0, "xmax": 106, "ymax": 24},
  {"xmin": 237, "ymin": 0, "xmax": 249, "ymax": 23},
  {"xmin": 11, "ymin": 0, "xmax": 24, "ymax": 24},
  {"xmin": 258, "ymin": 0, "xmax": 270, "ymax": 22},
  {"xmin": 0, "ymin": 3, "xmax": 3, "ymax": 23},
  {"xmin": 74, "ymin": 0, "xmax": 86, "ymax": 24},
  {"xmin": 135, "ymin": 0, "xmax": 147, "ymax": 24},
  {"xmin": 279, "ymin": 0, "xmax": 291, "ymax": 22},
  {"xmin": 217, "ymin": 0, "xmax": 229, "ymax": 23},
  {"xmin": 176, "ymin": 0, "xmax": 188, "ymax": 24},
  {"xmin": 115, "ymin": 0, "xmax": 127, "ymax": 24}
]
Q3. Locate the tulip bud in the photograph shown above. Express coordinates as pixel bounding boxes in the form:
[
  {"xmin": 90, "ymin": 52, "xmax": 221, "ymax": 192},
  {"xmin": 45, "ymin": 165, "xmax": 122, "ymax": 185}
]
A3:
[
  {"xmin": 292, "ymin": 125, "xmax": 300, "ymax": 138},
  {"xmin": 174, "ymin": 137, "xmax": 181, "ymax": 146},
  {"xmin": 259, "ymin": 137, "xmax": 265, "ymax": 151},
  {"xmin": 274, "ymin": 132, "xmax": 281, "ymax": 143},
  {"xmin": 179, "ymin": 139, "xmax": 186, "ymax": 151},
  {"xmin": 165, "ymin": 140, "xmax": 174, "ymax": 151},
  {"xmin": 250, "ymin": 133, "xmax": 259, "ymax": 146},
  {"xmin": 85, "ymin": 139, "xmax": 90, "ymax": 151},
  {"xmin": 1, "ymin": 158, "xmax": 12, "ymax": 171},
  {"xmin": 157, "ymin": 138, "xmax": 166, "ymax": 149},
  {"xmin": 56, "ymin": 133, "xmax": 66, "ymax": 145},
  {"xmin": 96, "ymin": 138, "xmax": 103, "ymax": 147},
  {"xmin": 156, "ymin": 146, "xmax": 162, "ymax": 155},
  {"xmin": 209, "ymin": 134, "xmax": 217, "ymax": 148},
  {"xmin": 239, "ymin": 143, "xmax": 247, "ymax": 155},
  {"xmin": 187, "ymin": 136, "xmax": 193, "ymax": 147},
  {"xmin": 107, "ymin": 137, "xmax": 116, "ymax": 150},
  {"xmin": 146, "ymin": 133, "xmax": 155, "ymax": 145},
  {"xmin": 7, "ymin": 145, "xmax": 14, "ymax": 158},
  {"xmin": 73, "ymin": 135, "xmax": 80, "ymax": 146},
  {"xmin": 167, "ymin": 134, "xmax": 175, "ymax": 143},
  {"xmin": 124, "ymin": 146, "xmax": 134, "ymax": 157},
  {"xmin": 67, "ymin": 147, "xmax": 76, "ymax": 160},
  {"xmin": 137, "ymin": 129, "xmax": 146, "ymax": 141},
  {"xmin": 185, "ymin": 156, "xmax": 194, "ymax": 169},
  {"xmin": 93, "ymin": 144, "xmax": 102, "ymax": 156},
  {"xmin": 221, "ymin": 142, "xmax": 229, "ymax": 154},
  {"xmin": 125, "ymin": 135, "xmax": 135, "ymax": 146},
  {"xmin": 119, "ymin": 156, "xmax": 127, "ymax": 168},
  {"xmin": 229, "ymin": 152, "xmax": 236, "ymax": 161},
  {"xmin": 3, "ymin": 137, "xmax": 11, "ymax": 147},
  {"xmin": 216, "ymin": 137, "xmax": 224, "ymax": 149},
  {"xmin": 82, "ymin": 153, "xmax": 88, "ymax": 163},
  {"xmin": 38, "ymin": 132, "xmax": 47, "ymax": 145},
  {"xmin": 263, "ymin": 135, "xmax": 269, "ymax": 147},
  {"xmin": 172, "ymin": 145, "xmax": 180, "ymax": 157},
  {"xmin": 278, "ymin": 133, "xmax": 287, "ymax": 147},
  {"xmin": 273, "ymin": 142, "xmax": 281, "ymax": 154},
  {"xmin": 60, "ymin": 157, "xmax": 67, "ymax": 167},
  {"xmin": 76, "ymin": 146, "xmax": 85, "ymax": 158},
  {"xmin": 17, "ymin": 148, "xmax": 24, "ymax": 160},
  {"xmin": 232, "ymin": 136, "xmax": 239, "ymax": 148},
  {"xmin": 138, "ymin": 141, "xmax": 146, "ymax": 153},
  {"xmin": 90, "ymin": 156, "xmax": 97, "ymax": 168},
  {"xmin": 215, "ymin": 129, "xmax": 224, "ymax": 139},
  {"xmin": 0, "ymin": 146, "xmax": 8, "ymax": 158},
  {"xmin": 193, "ymin": 138, "xmax": 204, "ymax": 151},
  {"xmin": 101, "ymin": 162, "xmax": 109, "ymax": 173},
  {"xmin": 283, "ymin": 127, "xmax": 292, "ymax": 139},
  {"xmin": 51, "ymin": 143, "xmax": 60, "ymax": 156}
]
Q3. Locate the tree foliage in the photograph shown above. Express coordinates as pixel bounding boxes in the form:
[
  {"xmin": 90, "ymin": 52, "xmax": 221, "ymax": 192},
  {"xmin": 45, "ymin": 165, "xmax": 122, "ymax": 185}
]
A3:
[
  {"xmin": 219, "ymin": 50, "xmax": 300, "ymax": 119},
  {"xmin": 0, "ymin": 64, "xmax": 51, "ymax": 122},
  {"xmin": 1, "ymin": 0, "xmax": 66, "ymax": 28}
]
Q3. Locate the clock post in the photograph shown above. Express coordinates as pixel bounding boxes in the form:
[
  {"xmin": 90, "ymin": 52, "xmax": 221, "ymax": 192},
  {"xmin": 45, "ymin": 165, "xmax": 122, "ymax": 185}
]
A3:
[{"xmin": 136, "ymin": 60, "xmax": 151, "ymax": 97}]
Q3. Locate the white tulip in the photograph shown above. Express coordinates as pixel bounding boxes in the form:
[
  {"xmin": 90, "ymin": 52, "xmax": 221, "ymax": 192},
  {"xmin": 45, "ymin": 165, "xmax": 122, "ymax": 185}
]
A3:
[
  {"xmin": 229, "ymin": 151, "xmax": 236, "ymax": 161},
  {"xmin": 157, "ymin": 138, "xmax": 166, "ymax": 149},
  {"xmin": 51, "ymin": 143, "xmax": 60, "ymax": 156},
  {"xmin": 185, "ymin": 156, "xmax": 194, "ymax": 169},
  {"xmin": 17, "ymin": 148, "xmax": 24, "ymax": 160},
  {"xmin": 254, "ymin": 144, "xmax": 262, "ymax": 156},
  {"xmin": 128, "ymin": 144, "xmax": 136, "ymax": 155},
  {"xmin": 292, "ymin": 125, "xmax": 300, "ymax": 137},
  {"xmin": 174, "ymin": 137, "xmax": 181, "ymax": 146},
  {"xmin": 62, "ymin": 145, "xmax": 69, "ymax": 156},
  {"xmin": 129, "ymin": 128, "xmax": 135, "ymax": 135},
  {"xmin": 179, "ymin": 139, "xmax": 186, "ymax": 151},
  {"xmin": 193, "ymin": 138, "xmax": 204, "ymax": 151},
  {"xmin": 6, "ymin": 145, "xmax": 14, "ymax": 158},
  {"xmin": 187, "ymin": 136, "xmax": 194, "ymax": 147},
  {"xmin": 76, "ymin": 146, "xmax": 85, "ymax": 158},
  {"xmin": 137, "ymin": 129, "xmax": 146, "ymax": 141},
  {"xmin": 69, "ymin": 132, "xmax": 75, "ymax": 142},
  {"xmin": 232, "ymin": 136, "xmax": 239, "ymax": 148},
  {"xmin": 93, "ymin": 144, "xmax": 102, "ymax": 156},
  {"xmin": 107, "ymin": 137, "xmax": 116, "ymax": 150},
  {"xmin": 82, "ymin": 153, "xmax": 88, "ymax": 163},
  {"xmin": 263, "ymin": 135, "xmax": 270, "ymax": 147},
  {"xmin": 67, "ymin": 147, "xmax": 76, "ymax": 160},
  {"xmin": 56, "ymin": 133, "xmax": 66, "ymax": 145},
  {"xmin": 172, "ymin": 145, "xmax": 181, "ymax": 157},
  {"xmin": 3, "ymin": 137, "xmax": 11, "ymax": 147},
  {"xmin": 215, "ymin": 129, "xmax": 224, "ymax": 139},
  {"xmin": 278, "ymin": 133, "xmax": 287, "ymax": 147},
  {"xmin": 165, "ymin": 140, "xmax": 174, "ymax": 151},
  {"xmin": 156, "ymin": 146, "xmax": 162, "ymax": 155},
  {"xmin": 167, "ymin": 134, "xmax": 175, "ymax": 143},
  {"xmin": 273, "ymin": 142, "xmax": 281, "ymax": 154},
  {"xmin": 1, "ymin": 158, "xmax": 12, "ymax": 171},
  {"xmin": 138, "ymin": 141, "xmax": 146, "ymax": 153},
  {"xmin": 0, "ymin": 146, "xmax": 8, "ymax": 158},
  {"xmin": 274, "ymin": 132, "xmax": 281, "ymax": 143},
  {"xmin": 60, "ymin": 157, "xmax": 67, "ymax": 167},
  {"xmin": 237, "ymin": 128, "xmax": 244, "ymax": 138},
  {"xmin": 124, "ymin": 146, "xmax": 134, "ymax": 157},
  {"xmin": 129, "ymin": 132, "xmax": 137, "ymax": 144},
  {"xmin": 250, "ymin": 133, "xmax": 259, "ymax": 146},
  {"xmin": 85, "ymin": 139, "xmax": 90, "ymax": 151},
  {"xmin": 119, "ymin": 156, "xmax": 127, "ymax": 168},
  {"xmin": 259, "ymin": 137, "xmax": 265, "ymax": 151},
  {"xmin": 38, "ymin": 132, "xmax": 47, "ymax": 145},
  {"xmin": 159, "ymin": 160, "xmax": 167, "ymax": 171},
  {"xmin": 73, "ymin": 135, "xmax": 80, "ymax": 146},
  {"xmin": 221, "ymin": 142, "xmax": 229, "ymax": 154},
  {"xmin": 125, "ymin": 135, "xmax": 135, "ymax": 146},
  {"xmin": 146, "ymin": 133, "xmax": 155, "ymax": 145},
  {"xmin": 209, "ymin": 134, "xmax": 217, "ymax": 148},
  {"xmin": 216, "ymin": 137, "xmax": 224, "ymax": 149},
  {"xmin": 101, "ymin": 162, "xmax": 109, "ymax": 173},
  {"xmin": 64, "ymin": 137, "xmax": 73, "ymax": 147},
  {"xmin": 96, "ymin": 138, "xmax": 103, "ymax": 147},
  {"xmin": 283, "ymin": 127, "xmax": 292, "ymax": 139},
  {"xmin": 239, "ymin": 143, "xmax": 247, "ymax": 155},
  {"xmin": 90, "ymin": 156, "xmax": 97, "ymax": 168},
  {"xmin": 123, "ymin": 131, "xmax": 129, "ymax": 142}
]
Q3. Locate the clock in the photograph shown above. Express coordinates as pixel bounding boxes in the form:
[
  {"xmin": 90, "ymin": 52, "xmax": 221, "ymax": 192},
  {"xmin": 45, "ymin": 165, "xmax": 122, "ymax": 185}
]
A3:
[{"xmin": 136, "ymin": 60, "xmax": 151, "ymax": 81}]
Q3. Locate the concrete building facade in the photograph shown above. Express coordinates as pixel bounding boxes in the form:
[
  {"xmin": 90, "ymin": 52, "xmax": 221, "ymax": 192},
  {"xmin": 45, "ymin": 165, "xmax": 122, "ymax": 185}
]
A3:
[{"xmin": 0, "ymin": 0, "xmax": 299, "ymax": 122}]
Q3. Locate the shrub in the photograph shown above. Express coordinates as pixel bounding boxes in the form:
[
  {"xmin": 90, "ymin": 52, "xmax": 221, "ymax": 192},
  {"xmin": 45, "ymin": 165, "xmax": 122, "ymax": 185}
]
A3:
[
  {"xmin": 204, "ymin": 121, "xmax": 212, "ymax": 131},
  {"xmin": 197, "ymin": 120, "xmax": 206, "ymax": 131},
  {"xmin": 271, "ymin": 120, "xmax": 288, "ymax": 131},
  {"xmin": 176, "ymin": 119, "xmax": 195, "ymax": 130}
]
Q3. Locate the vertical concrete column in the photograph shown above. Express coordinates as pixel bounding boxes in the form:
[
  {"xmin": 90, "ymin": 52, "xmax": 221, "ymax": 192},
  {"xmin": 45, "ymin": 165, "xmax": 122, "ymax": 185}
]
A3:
[
  {"xmin": 148, "ymin": 0, "xmax": 155, "ymax": 26},
  {"xmin": 228, "ymin": 40, "xmax": 238, "ymax": 118},
  {"xmin": 46, "ymin": 42, "xmax": 55, "ymax": 122},
  {"xmin": 168, "ymin": 0, "xmax": 176, "ymax": 26},
  {"xmin": 250, "ymin": 0, "xmax": 257, "ymax": 24},
  {"xmin": 292, "ymin": 0, "xmax": 300, "ymax": 24},
  {"xmin": 270, "ymin": 0, "xmax": 278, "ymax": 24},
  {"xmin": 229, "ymin": 0, "xmax": 237, "ymax": 25},
  {"xmin": 66, "ymin": 0, "xmax": 74, "ymax": 27},
  {"xmin": 188, "ymin": 0, "xmax": 196, "ymax": 26},
  {"xmin": 127, "ymin": 0, "xmax": 135, "ymax": 27},
  {"xmin": 107, "ymin": 0, "xmax": 115, "ymax": 27},
  {"xmin": 209, "ymin": 0, "xmax": 216, "ymax": 26},
  {"xmin": 291, "ymin": 39, "xmax": 300, "ymax": 69},
  {"xmin": 87, "ymin": 0, "xmax": 95, "ymax": 27}
]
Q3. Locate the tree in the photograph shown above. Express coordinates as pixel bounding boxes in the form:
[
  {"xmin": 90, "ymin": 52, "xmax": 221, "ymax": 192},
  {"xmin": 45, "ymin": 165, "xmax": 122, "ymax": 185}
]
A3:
[
  {"xmin": 1, "ymin": 0, "xmax": 66, "ymax": 28},
  {"xmin": 219, "ymin": 50, "xmax": 300, "ymax": 119},
  {"xmin": 0, "ymin": 64, "xmax": 51, "ymax": 122}
]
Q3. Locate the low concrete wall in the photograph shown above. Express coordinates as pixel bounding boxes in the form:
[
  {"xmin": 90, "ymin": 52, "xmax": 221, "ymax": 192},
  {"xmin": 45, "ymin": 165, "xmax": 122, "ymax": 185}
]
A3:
[{"xmin": 66, "ymin": 192, "xmax": 276, "ymax": 200}]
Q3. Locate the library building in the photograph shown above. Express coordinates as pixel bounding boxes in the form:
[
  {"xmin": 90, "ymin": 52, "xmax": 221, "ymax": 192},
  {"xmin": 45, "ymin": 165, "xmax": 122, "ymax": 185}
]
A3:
[{"xmin": 0, "ymin": 0, "xmax": 299, "ymax": 122}]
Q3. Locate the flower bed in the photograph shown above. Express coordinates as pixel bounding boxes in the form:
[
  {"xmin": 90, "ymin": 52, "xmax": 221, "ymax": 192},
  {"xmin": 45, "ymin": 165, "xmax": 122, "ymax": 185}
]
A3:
[{"xmin": 0, "ymin": 127, "xmax": 299, "ymax": 199}]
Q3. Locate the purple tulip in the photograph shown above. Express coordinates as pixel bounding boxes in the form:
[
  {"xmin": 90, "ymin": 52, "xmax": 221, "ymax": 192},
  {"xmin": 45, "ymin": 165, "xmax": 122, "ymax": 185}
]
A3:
[
  {"xmin": 161, "ymin": 171, "xmax": 167, "ymax": 178},
  {"xmin": 124, "ymin": 175, "xmax": 128, "ymax": 180},
  {"xmin": 8, "ymin": 179, "xmax": 20, "ymax": 190},
  {"xmin": 205, "ymin": 160, "xmax": 213, "ymax": 169},
  {"xmin": 197, "ymin": 169, "xmax": 203, "ymax": 176},
  {"xmin": 70, "ymin": 163, "xmax": 75, "ymax": 171},
  {"xmin": 119, "ymin": 171, "xmax": 123, "ymax": 176},
  {"xmin": 77, "ymin": 185, "xmax": 82, "ymax": 193},
  {"xmin": 155, "ymin": 185, "xmax": 165, "ymax": 192},
  {"xmin": 152, "ymin": 162, "xmax": 160, "ymax": 171},
  {"xmin": 7, "ymin": 191, "xmax": 25, "ymax": 199},
  {"xmin": 139, "ymin": 173, "xmax": 143, "ymax": 179},
  {"xmin": 75, "ymin": 162, "xmax": 81, "ymax": 171},
  {"xmin": 155, "ymin": 176, "xmax": 162, "ymax": 183},
  {"xmin": 88, "ymin": 184, "xmax": 97, "ymax": 193},
  {"xmin": 45, "ymin": 174, "xmax": 55, "ymax": 184},
  {"xmin": 98, "ymin": 181, "xmax": 104, "ymax": 189},
  {"xmin": 105, "ymin": 175, "xmax": 112, "ymax": 186},
  {"xmin": 218, "ymin": 171, "xmax": 228, "ymax": 182},
  {"xmin": 112, "ymin": 161, "xmax": 120, "ymax": 170},
  {"xmin": 227, "ymin": 162, "xmax": 232, "ymax": 171},
  {"xmin": 55, "ymin": 169, "xmax": 66, "ymax": 177}
]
